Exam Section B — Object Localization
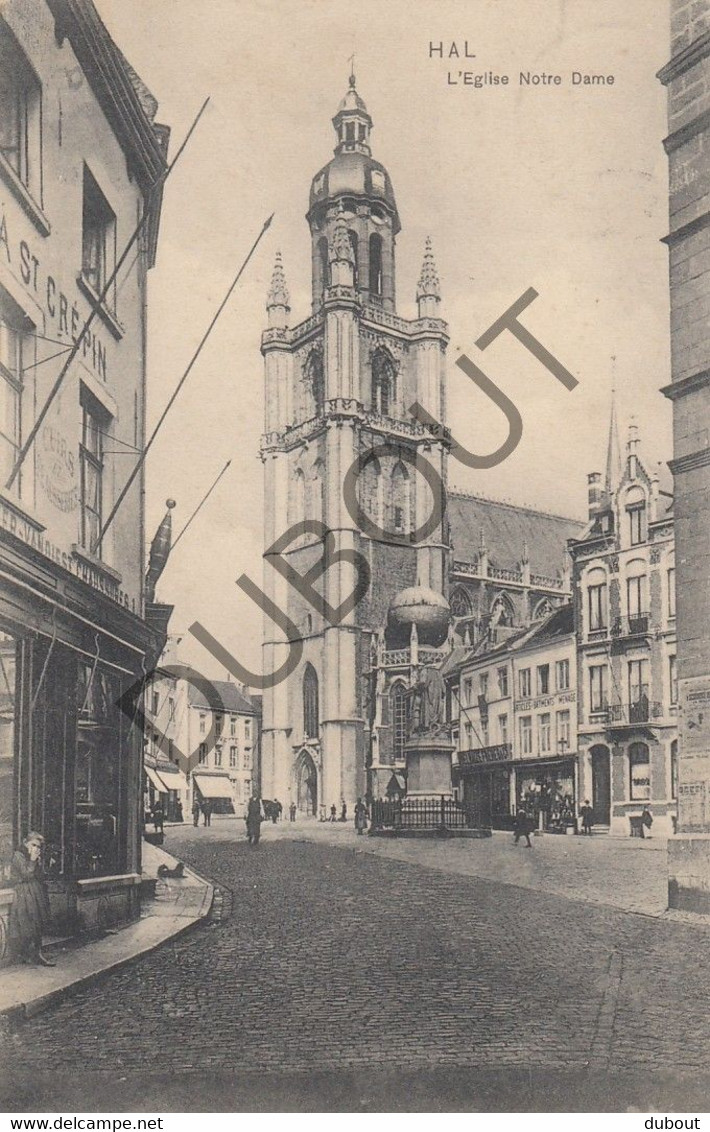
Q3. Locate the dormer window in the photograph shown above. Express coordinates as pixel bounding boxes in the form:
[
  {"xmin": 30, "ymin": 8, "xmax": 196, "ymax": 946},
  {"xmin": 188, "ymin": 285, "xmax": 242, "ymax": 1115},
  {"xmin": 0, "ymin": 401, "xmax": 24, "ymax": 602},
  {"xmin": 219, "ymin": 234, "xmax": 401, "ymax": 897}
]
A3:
[{"xmin": 625, "ymin": 486, "xmax": 646, "ymax": 546}]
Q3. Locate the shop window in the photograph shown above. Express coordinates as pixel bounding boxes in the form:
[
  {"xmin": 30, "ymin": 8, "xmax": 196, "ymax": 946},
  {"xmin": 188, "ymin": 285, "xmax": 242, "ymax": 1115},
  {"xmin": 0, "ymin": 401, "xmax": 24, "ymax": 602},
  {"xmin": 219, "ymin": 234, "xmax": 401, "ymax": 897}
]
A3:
[
  {"xmin": 0, "ymin": 631, "xmax": 17, "ymax": 877},
  {"xmin": 537, "ymin": 665, "xmax": 550, "ymax": 695},
  {"xmin": 556, "ymin": 710, "xmax": 571, "ymax": 752},
  {"xmin": 520, "ymin": 715, "xmax": 532, "ymax": 755},
  {"xmin": 519, "ymin": 668, "xmax": 531, "ymax": 698},
  {"xmin": 198, "ymin": 743, "xmax": 207, "ymax": 765},
  {"xmin": 670, "ymin": 739, "xmax": 678, "ymax": 801},
  {"xmin": 555, "ymin": 659, "xmax": 570, "ymax": 691},
  {"xmin": 538, "ymin": 713, "xmax": 551, "ymax": 753},
  {"xmin": 80, "ymin": 395, "xmax": 106, "ymax": 556},
  {"xmin": 669, "ymin": 655, "xmax": 677, "ymax": 706},
  {"xmin": 0, "ymin": 26, "xmax": 42, "ymax": 201},
  {"xmin": 75, "ymin": 664, "xmax": 121, "ymax": 878},
  {"xmin": 303, "ymin": 663, "xmax": 319, "ymax": 739},
  {"xmin": 391, "ymin": 681, "xmax": 408, "ymax": 762},
  {"xmin": 589, "ymin": 665, "xmax": 607, "ymax": 712},
  {"xmin": 229, "ymin": 745, "xmax": 237, "ymax": 768},
  {"xmin": 0, "ymin": 305, "xmax": 25, "ymax": 493},
  {"xmin": 369, "ymin": 233, "xmax": 383, "ymax": 296},
  {"xmin": 629, "ymin": 742, "xmax": 650, "ymax": 801},
  {"xmin": 497, "ymin": 667, "xmax": 508, "ymax": 697},
  {"xmin": 82, "ymin": 165, "xmax": 116, "ymax": 307}
]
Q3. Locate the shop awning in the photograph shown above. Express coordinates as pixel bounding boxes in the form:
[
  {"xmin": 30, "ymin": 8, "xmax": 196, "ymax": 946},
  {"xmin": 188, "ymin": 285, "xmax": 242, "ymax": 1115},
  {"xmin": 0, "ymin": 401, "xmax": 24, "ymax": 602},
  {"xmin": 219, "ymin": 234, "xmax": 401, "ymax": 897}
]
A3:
[
  {"xmin": 145, "ymin": 766, "xmax": 169, "ymax": 793},
  {"xmin": 193, "ymin": 774, "xmax": 234, "ymax": 800},
  {"xmin": 156, "ymin": 764, "xmax": 182, "ymax": 780}
]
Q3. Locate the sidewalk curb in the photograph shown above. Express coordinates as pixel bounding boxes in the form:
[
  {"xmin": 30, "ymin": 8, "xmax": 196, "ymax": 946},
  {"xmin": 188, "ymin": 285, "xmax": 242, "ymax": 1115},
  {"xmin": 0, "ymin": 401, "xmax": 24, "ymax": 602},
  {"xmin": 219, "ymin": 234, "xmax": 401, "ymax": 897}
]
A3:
[{"xmin": 1, "ymin": 870, "xmax": 215, "ymax": 1026}]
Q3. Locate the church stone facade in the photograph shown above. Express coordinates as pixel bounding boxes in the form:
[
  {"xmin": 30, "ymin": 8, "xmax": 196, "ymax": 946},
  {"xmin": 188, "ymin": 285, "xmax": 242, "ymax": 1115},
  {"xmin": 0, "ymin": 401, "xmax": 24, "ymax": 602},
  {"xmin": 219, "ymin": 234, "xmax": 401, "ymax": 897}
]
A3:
[{"xmin": 259, "ymin": 77, "xmax": 581, "ymax": 815}]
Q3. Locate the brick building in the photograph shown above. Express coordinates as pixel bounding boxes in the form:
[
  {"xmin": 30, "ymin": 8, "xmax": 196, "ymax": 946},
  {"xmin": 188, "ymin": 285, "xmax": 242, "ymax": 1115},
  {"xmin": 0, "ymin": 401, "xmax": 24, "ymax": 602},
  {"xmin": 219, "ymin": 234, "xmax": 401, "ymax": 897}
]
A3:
[{"xmin": 659, "ymin": 0, "xmax": 710, "ymax": 907}]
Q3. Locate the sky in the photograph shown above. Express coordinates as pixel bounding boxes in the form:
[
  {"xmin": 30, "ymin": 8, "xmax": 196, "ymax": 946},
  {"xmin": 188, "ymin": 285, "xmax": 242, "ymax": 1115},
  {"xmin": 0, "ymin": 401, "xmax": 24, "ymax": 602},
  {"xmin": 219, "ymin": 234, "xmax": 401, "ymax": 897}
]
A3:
[{"xmin": 96, "ymin": 0, "xmax": 671, "ymax": 681}]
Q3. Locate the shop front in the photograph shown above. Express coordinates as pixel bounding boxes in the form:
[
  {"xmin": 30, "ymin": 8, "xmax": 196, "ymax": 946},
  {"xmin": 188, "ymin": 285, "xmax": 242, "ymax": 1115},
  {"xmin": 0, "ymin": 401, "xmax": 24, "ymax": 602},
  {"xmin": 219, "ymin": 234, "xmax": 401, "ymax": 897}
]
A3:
[
  {"xmin": 192, "ymin": 772, "xmax": 236, "ymax": 815},
  {"xmin": 0, "ymin": 521, "xmax": 166, "ymax": 958},
  {"xmin": 514, "ymin": 755, "xmax": 578, "ymax": 832},
  {"xmin": 456, "ymin": 745, "xmax": 514, "ymax": 829}
]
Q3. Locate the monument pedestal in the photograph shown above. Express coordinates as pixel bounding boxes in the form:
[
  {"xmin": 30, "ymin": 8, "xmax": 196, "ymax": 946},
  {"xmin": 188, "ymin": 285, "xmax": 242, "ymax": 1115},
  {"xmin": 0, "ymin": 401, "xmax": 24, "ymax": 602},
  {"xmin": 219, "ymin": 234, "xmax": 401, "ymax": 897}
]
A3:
[{"xmin": 404, "ymin": 735, "xmax": 455, "ymax": 798}]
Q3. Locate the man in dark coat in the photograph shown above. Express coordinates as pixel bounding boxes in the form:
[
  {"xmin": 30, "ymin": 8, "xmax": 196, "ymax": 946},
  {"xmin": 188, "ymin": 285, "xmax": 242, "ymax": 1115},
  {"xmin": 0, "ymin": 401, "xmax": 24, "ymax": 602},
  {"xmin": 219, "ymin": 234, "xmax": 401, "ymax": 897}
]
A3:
[
  {"xmin": 513, "ymin": 805, "xmax": 532, "ymax": 848},
  {"xmin": 246, "ymin": 794, "xmax": 263, "ymax": 846},
  {"xmin": 192, "ymin": 799, "xmax": 201, "ymax": 827},
  {"xmin": 8, "ymin": 833, "xmax": 54, "ymax": 966}
]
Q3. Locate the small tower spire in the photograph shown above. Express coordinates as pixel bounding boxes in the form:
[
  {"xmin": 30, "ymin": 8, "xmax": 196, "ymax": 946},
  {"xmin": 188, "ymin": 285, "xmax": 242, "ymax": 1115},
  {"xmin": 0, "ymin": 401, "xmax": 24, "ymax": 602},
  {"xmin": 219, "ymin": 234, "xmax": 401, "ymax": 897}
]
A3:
[
  {"xmin": 604, "ymin": 368, "xmax": 622, "ymax": 498},
  {"xmin": 266, "ymin": 250, "xmax": 290, "ymax": 329},
  {"xmin": 417, "ymin": 237, "xmax": 441, "ymax": 317}
]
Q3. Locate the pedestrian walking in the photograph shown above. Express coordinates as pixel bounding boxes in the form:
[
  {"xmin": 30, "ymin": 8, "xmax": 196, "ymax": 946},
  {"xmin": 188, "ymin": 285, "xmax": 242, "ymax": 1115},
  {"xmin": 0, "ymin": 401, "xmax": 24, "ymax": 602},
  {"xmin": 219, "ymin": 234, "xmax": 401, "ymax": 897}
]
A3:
[
  {"xmin": 330, "ymin": 803, "xmax": 337, "ymax": 822},
  {"xmin": 340, "ymin": 801, "xmax": 347, "ymax": 822},
  {"xmin": 7, "ymin": 832, "xmax": 54, "ymax": 967},
  {"xmin": 175, "ymin": 800, "xmax": 184, "ymax": 823},
  {"xmin": 152, "ymin": 800, "xmax": 164, "ymax": 834},
  {"xmin": 513, "ymin": 805, "xmax": 532, "ymax": 848},
  {"xmin": 192, "ymin": 799, "xmax": 201, "ymax": 827},
  {"xmin": 354, "ymin": 798, "xmax": 368, "ymax": 836},
  {"xmin": 289, "ymin": 802, "xmax": 297, "ymax": 822},
  {"xmin": 641, "ymin": 804, "xmax": 653, "ymax": 839},
  {"xmin": 246, "ymin": 794, "xmax": 263, "ymax": 846},
  {"xmin": 271, "ymin": 797, "xmax": 281, "ymax": 824},
  {"xmin": 580, "ymin": 800, "xmax": 594, "ymax": 836},
  {"xmin": 202, "ymin": 799, "xmax": 212, "ymax": 827}
]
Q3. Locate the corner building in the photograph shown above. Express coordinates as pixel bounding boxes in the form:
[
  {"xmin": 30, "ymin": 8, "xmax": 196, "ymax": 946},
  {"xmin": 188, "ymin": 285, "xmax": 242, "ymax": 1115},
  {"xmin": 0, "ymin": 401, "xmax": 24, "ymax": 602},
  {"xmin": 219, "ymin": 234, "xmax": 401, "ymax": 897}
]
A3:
[{"xmin": 260, "ymin": 77, "xmax": 450, "ymax": 814}]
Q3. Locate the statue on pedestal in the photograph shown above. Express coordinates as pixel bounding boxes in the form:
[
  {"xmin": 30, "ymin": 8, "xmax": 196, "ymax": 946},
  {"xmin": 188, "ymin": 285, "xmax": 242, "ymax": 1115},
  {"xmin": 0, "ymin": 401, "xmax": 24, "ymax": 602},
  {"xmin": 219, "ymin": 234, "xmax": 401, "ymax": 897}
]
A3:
[{"xmin": 408, "ymin": 665, "xmax": 448, "ymax": 739}]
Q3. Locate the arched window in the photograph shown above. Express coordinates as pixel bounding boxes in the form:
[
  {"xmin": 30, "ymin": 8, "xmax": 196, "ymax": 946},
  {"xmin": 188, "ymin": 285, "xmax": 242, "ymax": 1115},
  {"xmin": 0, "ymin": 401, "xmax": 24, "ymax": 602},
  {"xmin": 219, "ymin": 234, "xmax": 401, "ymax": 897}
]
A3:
[
  {"xmin": 372, "ymin": 349, "xmax": 396, "ymax": 416},
  {"xmin": 670, "ymin": 739, "xmax": 678, "ymax": 801},
  {"xmin": 318, "ymin": 237, "xmax": 329, "ymax": 297},
  {"xmin": 625, "ymin": 486, "xmax": 647, "ymax": 546},
  {"xmin": 304, "ymin": 350, "xmax": 325, "ymax": 417},
  {"xmin": 586, "ymin": 566, "xmax": 608, "ymax": 633},
  {"xmin": 311, "ymin": 458, "xmax": 325, "ymax": 524},
  {"xmin": 626, "ymin": 558, "xmax": 648, "ymax": 626},
  {"xmin": 303, "ymin": 664, "xmax": 319, "ymax": 740},
  {"xmin": 533, "ymin": 598, "xmax": 553, "ymax": 621},
  {"xmin": 348, "ymin": 230, "xmax": 358, "ymax": 285},
  {"xmin": 345, "ymin": 121, "xmax": 355, "ymax": 142},
  {"xmin": 450, "ymin": 587, "xmax": 472, "ymax": 619},
  {"xmin": 390, "ymin": 461, "xmax": 410, "ymax": 537},
  {"xmin": 629, "ymin": 741, "xmax": 650, "ymax": 801},
  {"xmin": 391, "ymin": 682, "xmax": 408, "ymax": 763},
  {"xmin": 490, "ymin": 594, "xmax": 514, "ymax": 628},
  {"xmin": 369, "ymin": 233, "xmax": 383, "ymax": 297},
  {"xmin": 359, "ymin": 452, "xmax": 383, "ymax": 530},
  {"xmin": 293, "ymin": 467, "xmax": 306, "ymax": 524}
]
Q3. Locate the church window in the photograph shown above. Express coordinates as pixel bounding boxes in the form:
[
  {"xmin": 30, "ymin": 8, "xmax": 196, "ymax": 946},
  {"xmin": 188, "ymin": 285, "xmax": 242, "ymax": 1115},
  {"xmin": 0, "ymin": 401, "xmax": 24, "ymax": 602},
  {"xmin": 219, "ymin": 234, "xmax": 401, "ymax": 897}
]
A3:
[
  {"xmin": 294, "ymin": 468, "xmax": 306, "ymax": 527},
  {"xmin": 348, "ymin": 230, "xmax": 358, "ymax": 284},
  {"xmin": 345, "ymin": 121, "xmax": 355, "ymax": 141},
  {"xmin": 490, "ymin": 594, "xmax": 514, "ymax": 627},
  {"xmin": 360, "ymin": 453, "xmax": 383, "ymax": 530},
  {"xmin": 303, "ymin": 664, "xmax": 319, "ymax": 740},
  {"xmin": 625, "ymin": 486, "xmax": 646, "ymax": 546},
  {"xmin": 533, "ymin": 598, "xmax": 553, "ymax": 621},
  {"xmin": 305, "ymin": 350, "xmax": 324, "ymax": 417},
  {"xmin": 391, "ymin": 682, "xmax": 408, "ymax": 762},
  {"xmin": 390, "ymin": 461, "xmax": 410, "ymax": 538},
  {"xmin": 358, "ymin": 123, "xmax": 366, "ymax": 141},
  {"xmin": 369, "ymin": 233, "xmax": 383, "ymax": 297},
  {"xmin": 450, "ymin": 587, "xmax": 472, "ymax": 618},
  {"xmin": 372, "ymin": 349, "xmax": 396, "ymax": 415},
  {"xmin": 318, "ymin": 237, "xmax": 329, "ymax": 296}
]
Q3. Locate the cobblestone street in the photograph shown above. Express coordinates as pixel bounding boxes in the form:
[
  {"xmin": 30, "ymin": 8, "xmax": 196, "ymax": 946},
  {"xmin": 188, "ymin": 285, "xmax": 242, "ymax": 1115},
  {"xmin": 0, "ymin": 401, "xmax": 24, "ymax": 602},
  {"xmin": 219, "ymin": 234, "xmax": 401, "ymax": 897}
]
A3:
[{"xmin": 3, "ymin": 825, "xmax": 710, "ymax": 1112}]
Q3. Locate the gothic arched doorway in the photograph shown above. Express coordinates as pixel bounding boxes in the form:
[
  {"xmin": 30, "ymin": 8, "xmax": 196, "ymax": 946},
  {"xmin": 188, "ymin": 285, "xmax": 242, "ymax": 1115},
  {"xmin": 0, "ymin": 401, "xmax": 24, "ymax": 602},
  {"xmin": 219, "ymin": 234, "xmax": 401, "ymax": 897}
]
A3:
[
  {"xmin": 297, "ymin": 751, "xmax": 318, "ymax": 816},
  {"xmin": 590, "ymin": 744, "xmax": 611, "ymax": 825}
]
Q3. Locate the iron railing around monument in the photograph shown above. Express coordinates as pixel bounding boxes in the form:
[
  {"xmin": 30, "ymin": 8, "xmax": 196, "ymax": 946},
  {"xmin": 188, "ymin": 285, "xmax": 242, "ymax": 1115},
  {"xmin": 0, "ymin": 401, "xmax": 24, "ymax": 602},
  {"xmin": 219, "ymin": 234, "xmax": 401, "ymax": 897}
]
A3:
[{"xmin": 370, "ymin": 796, "xmax": 486, "ymax": 832}]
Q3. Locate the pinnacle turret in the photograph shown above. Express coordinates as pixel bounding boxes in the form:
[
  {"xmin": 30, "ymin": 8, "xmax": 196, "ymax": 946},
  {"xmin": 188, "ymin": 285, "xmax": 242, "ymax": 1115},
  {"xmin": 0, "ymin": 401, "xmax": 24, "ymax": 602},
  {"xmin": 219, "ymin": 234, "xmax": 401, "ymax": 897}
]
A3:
[
  {"xmin": 416, "ymin": 237, "xmax": 441, "ymax": 316},
  {"xmin": 266, "ymin": 250, "xmax": 290, "ymax": 310}
]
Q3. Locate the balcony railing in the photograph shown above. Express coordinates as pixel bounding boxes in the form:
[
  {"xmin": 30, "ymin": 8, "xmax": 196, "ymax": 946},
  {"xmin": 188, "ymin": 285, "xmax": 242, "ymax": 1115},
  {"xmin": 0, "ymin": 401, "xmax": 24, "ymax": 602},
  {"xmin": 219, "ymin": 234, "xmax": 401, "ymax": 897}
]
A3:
[
  {"xmin": 611, "ymin": 613, "xmax": 651, "ymax": 638},
  {"xmin": 608, "ymin": 698, "xmax": 663, "ymax": 724}
]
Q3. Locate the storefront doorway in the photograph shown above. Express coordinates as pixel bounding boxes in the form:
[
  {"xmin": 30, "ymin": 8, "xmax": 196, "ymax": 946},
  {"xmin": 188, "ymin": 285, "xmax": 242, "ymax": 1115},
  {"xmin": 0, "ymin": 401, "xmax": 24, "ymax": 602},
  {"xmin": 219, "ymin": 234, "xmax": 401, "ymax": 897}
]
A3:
[
  {"xmin": 297, "ymin": 751, "xmax": 317, "ymax": 816},
  {"xmin": 591, "ymin": 744, "xmax": 611, "ymax": 825}
]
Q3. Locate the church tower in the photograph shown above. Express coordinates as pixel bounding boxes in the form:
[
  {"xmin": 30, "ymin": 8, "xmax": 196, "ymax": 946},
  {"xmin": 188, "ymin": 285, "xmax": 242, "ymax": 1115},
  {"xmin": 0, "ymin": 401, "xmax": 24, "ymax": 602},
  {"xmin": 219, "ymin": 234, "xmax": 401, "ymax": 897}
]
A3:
[{"xmin": 260, "ymin": 75, "xmax": 450, "ymax": 813}]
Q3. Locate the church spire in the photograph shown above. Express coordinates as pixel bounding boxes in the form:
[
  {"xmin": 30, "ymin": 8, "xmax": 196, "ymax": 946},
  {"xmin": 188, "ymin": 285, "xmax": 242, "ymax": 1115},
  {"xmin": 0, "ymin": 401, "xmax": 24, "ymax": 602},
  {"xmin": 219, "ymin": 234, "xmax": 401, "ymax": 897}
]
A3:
[
  {"xmin": 417, "ymin": 236, "xmax": 441, "ymax": 316},
  {"xmin": 266, "ymin": 250, "xmax": 290, "ymax": 328},
  {"xmin": 332, "ymin": 71, "xmax": 373, "ymax": 156},
  {"xmin": 604, "ymin": 376, "xmax": 621, "ymax": 498}
]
